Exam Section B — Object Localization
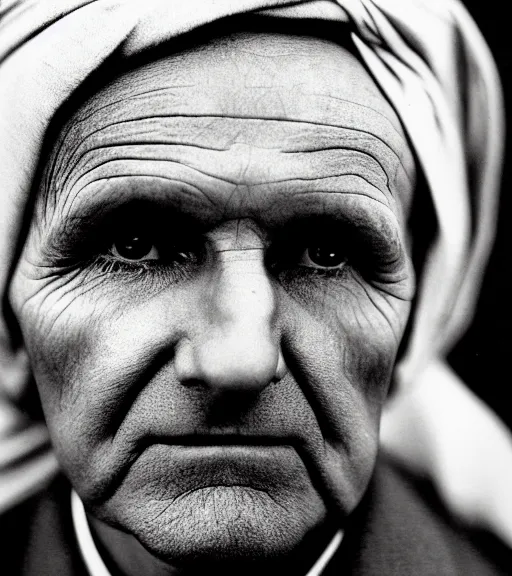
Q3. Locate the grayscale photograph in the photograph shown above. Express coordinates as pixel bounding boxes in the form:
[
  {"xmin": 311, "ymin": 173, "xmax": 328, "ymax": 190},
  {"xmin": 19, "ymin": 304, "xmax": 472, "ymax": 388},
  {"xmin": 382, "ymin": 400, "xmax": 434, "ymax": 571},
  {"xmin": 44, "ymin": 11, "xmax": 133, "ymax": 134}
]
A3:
[{"xmin": 0, "ymin": 1, "xmax": 511, "ymax": 574}]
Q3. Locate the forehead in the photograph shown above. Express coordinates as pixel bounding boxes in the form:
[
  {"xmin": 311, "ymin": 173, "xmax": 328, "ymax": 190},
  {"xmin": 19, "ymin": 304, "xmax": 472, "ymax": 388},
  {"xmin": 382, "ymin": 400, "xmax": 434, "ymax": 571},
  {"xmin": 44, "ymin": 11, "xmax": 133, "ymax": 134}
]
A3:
[
  {"xmin": 86, "ymin": 32, "xmax": 401, "ymax": 125},
  {"xmin": 43, "ymin": 31, "xmax": 415, "ymax": 226}
]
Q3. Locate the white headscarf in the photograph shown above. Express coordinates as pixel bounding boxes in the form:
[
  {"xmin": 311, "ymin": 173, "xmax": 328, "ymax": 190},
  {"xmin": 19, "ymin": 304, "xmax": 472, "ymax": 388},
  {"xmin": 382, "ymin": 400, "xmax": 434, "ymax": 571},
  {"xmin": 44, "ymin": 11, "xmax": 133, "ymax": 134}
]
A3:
[{"xmin": 0, "ymin": 0, "xmax": 510, "ymax": 545}]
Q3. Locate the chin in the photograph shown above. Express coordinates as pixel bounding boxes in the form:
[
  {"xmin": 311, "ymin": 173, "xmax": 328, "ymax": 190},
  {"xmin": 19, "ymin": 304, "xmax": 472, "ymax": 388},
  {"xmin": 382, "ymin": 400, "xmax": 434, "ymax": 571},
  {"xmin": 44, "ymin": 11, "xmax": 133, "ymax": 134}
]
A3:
[{"xmin": 117, "ymin": 485, "xmax": 327, "ymax": 566}]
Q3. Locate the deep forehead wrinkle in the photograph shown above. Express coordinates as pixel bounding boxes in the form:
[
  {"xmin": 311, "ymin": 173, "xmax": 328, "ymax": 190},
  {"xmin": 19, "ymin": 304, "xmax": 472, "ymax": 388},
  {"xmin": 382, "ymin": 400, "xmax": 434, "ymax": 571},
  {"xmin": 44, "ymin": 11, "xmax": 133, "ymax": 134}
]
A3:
[
  {"xmin": 59, "ymin": 88, "xmax": 408, "ymax": 158},
  {"xmin": 51, "ymin": 117, "xmax": 406, "ymax": 186},
  {"xmin": 56, "ymin": 111, "xmax": 408, "ymax": 171},
  {"xmin": 66, "ymin": 87, "xmax": 406, "ymax": 144}
]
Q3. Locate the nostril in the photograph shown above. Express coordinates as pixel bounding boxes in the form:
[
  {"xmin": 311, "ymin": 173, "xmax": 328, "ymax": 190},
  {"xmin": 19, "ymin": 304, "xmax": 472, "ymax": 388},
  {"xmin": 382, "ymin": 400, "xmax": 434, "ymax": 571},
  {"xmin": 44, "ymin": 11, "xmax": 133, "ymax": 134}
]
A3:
[
  {"xmin": 179, "ymin": 377, "xmax": 207, "ymax": 389},
  {"xmin": 272, "ymin": 353, "xmax": 288, "ymax": 383}
]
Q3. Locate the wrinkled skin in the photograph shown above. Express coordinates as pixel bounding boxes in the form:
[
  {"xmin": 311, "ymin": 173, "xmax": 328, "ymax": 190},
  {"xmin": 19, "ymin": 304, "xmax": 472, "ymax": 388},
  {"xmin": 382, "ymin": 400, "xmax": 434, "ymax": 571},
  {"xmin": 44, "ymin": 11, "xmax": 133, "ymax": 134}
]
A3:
[{"xmin": 10, "ymin": 31, "xmax": 416, "ymax": 576}]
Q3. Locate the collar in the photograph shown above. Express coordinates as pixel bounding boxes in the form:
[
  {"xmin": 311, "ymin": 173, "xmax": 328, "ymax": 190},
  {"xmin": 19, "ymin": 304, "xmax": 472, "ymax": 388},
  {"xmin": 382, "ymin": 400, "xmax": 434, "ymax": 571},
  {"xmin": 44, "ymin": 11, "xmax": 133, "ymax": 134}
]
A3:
[{"xmin": 71, "ymin": 490, "xmax": 343, "ymax": 576}]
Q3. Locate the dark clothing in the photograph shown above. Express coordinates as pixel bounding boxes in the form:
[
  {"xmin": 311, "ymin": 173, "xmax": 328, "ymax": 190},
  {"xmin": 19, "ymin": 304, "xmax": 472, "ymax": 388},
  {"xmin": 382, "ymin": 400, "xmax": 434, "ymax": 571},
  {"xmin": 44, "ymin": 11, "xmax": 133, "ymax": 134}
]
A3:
[
  {"xmin": 2, "ymin": 458, "xmax": 510, "ymax": 576},
  {"xmin": 331, "ymin": 461, "xmax": 511, "ymax": 576}
]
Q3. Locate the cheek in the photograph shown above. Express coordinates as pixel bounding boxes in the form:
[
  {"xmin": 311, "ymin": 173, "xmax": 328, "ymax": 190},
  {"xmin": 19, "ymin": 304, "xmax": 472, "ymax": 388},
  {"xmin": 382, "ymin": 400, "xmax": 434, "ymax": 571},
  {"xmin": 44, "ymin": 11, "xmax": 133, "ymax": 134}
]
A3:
[
  {"xmin": 281, "ymin": 273, "xmax": 410, "ymax": 511},
  {"xmin": 12, "ymin": 270, "xmax": 194, "ymax": 495},
  {"xmin": 284, "ymin": 271, "xmax": 409, "ymax": 408}
]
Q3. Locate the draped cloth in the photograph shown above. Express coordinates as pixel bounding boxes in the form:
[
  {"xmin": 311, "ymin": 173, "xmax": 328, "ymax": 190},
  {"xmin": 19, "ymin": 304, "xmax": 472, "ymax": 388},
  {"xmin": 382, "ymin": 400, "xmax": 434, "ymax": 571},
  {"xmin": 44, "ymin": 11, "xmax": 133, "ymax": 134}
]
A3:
[{"xmin": 0, "ymin": 0, "xmax": 510, "ymax": 546}]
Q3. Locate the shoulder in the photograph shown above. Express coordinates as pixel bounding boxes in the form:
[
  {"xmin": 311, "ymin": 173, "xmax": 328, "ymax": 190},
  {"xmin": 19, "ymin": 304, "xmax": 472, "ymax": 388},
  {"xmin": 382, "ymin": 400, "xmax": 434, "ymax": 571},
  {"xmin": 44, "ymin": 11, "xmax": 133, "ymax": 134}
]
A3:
[
  {"xmin": 0, "ymin": 475, "xmax": 87, "ymax": 576},
  {"xmin": 338, "ymin": 456, "xmax": 511, "ymax": 576}
]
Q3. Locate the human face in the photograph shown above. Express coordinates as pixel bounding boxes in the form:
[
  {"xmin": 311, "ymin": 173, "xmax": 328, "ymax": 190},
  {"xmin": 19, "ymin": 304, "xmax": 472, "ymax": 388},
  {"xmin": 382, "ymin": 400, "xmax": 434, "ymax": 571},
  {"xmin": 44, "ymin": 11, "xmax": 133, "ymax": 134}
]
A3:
[{"xmin": 10, "ymin": 31, "xmax": 415, "ymax": 569}]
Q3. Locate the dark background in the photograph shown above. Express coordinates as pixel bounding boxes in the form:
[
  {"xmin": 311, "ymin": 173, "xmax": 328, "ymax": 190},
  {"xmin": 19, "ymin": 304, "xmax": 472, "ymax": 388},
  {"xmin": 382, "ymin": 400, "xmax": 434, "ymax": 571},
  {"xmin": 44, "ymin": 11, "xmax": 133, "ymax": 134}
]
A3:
[{"xmin": 449, "ymin": 1, "xmax": 511, "ymax": 429}]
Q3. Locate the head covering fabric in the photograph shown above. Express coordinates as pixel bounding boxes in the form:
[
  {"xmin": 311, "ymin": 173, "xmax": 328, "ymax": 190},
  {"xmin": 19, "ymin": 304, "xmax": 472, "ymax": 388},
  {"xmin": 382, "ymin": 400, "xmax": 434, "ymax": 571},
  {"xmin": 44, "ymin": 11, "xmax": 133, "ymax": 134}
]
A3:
[{"xmin": 0, "ymin": 0, "xmax": 508, "ymax": 539}]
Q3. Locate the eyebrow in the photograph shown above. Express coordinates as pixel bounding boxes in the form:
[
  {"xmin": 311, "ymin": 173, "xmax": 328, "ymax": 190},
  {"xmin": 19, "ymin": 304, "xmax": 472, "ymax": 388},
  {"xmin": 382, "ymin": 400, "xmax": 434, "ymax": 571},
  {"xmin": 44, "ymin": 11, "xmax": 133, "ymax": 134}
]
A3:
[
  {"xmin": 54, "ymin": 113, "xmax": 410, "ymax": 174},
  {"xmin": 37, "ymin": 171, "xmax": 405, "ymax": 265}
]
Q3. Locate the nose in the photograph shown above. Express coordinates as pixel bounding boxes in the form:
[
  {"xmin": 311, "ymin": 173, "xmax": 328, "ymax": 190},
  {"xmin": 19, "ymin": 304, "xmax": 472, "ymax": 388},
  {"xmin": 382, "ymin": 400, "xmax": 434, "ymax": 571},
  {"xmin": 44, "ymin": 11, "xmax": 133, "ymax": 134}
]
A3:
[{"xmin": 175, "ymin": 248, "xmax": 285, "ymax": 392}]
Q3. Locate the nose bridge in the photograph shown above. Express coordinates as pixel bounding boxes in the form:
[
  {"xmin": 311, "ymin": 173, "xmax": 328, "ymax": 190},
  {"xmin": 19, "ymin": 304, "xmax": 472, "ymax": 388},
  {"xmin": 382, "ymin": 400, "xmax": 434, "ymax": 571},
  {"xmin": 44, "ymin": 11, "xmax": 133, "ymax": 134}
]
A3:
[
  {"xmin": 214, "ymin": 248, "xmax": 275, "ymax": 334},
  {"xmin": 208, "ymin": 218, "xmax": 276, "ymax": 337}
]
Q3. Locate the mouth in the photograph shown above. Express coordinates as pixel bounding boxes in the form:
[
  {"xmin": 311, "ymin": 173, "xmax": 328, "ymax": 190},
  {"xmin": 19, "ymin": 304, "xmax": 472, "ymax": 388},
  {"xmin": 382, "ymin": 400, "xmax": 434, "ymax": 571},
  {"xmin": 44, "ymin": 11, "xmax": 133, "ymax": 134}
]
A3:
[
  {"xmin": 129, "ymin": 431, "xmax": 321, "ymax": 485},
  {"xmin": 96, "ymin": 429, "xmax": 323, "ymax": 507},
  {"xmin": 116, "ymin": 440, "xmax": 306, "ymax": 501},
  {"xmin": 155, "ymin": 433, "xmax": 296, "ymax": 447},
  {"xmin": 137, "ymin": 435, "xmax": 301, "ymax": 477}
]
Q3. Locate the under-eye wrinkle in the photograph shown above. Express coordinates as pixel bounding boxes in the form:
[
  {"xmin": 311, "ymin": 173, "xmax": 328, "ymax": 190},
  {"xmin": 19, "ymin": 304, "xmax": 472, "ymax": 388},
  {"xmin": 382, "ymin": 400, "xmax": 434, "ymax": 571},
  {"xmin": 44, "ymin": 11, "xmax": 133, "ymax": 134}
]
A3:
[{"xmin": 90, "ymin": 253, "xmax": 197, "ymax": 285}]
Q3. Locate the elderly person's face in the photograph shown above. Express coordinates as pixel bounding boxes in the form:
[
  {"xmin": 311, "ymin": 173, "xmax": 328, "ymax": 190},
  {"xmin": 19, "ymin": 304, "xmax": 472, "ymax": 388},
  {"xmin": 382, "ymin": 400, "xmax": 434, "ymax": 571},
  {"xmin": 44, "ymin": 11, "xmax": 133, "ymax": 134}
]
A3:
[{"xmin": 10, "ymin": 31, "xmax": 415, "ymax": 572}]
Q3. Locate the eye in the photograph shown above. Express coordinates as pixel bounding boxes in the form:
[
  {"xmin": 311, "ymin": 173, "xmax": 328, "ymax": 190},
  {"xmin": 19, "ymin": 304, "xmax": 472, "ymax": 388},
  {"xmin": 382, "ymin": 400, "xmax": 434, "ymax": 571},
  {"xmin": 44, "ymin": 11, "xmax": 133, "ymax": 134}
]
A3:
[
  {"xmin": 299, "ymin": 240, "xmax": 347, "ymax": 270},
  {"xmin": 111, "ymin": 231, "xmax": 159, "ymax": 262}
]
